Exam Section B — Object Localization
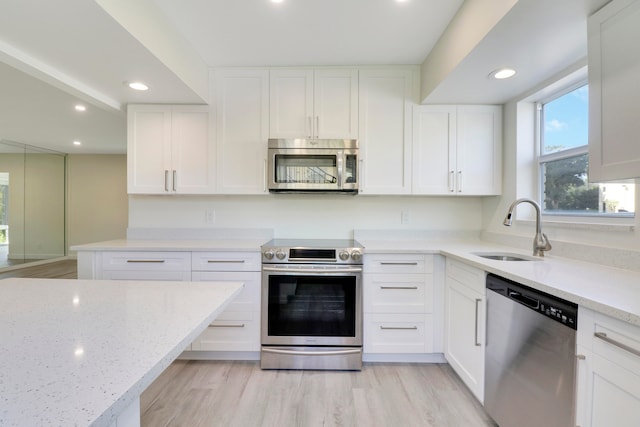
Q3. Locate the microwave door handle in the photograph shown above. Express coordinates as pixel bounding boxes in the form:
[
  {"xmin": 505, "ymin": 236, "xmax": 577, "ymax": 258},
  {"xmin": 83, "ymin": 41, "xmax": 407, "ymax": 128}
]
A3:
[{"xmin": 337, "ymin": 151, "xmax": 343, "ymax": 189}]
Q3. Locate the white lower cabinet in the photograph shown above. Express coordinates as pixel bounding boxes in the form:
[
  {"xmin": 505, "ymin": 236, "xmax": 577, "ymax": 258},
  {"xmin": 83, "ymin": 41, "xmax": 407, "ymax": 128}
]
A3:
[
  {"xmin": 363, "ymin": 253, "xmax": 439, "ymax": 360},
  {"xmin": 189, "ymin": 252, "xmax": 261, "ymax": 353},
  {"xmin": 444, "ymin": 258, "xmax": 486, "ymax": 403},
  {"xmin": 577, "ymin": 308, "xmax": 640, "ymax": 427},
  {"xmin": 98, "ymin": 251, "xmax": 192, "ymax": 281}
]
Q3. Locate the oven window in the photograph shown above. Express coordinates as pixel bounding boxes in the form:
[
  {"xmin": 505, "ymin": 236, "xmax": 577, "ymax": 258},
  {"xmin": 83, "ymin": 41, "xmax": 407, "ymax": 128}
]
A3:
[
  {"xmin": 274, "ymin": 155, "xmax": 337, "ymax": 184},
  {"xmin": 267, "ymin": 275, "xmax": 356, "ymax": 337}
]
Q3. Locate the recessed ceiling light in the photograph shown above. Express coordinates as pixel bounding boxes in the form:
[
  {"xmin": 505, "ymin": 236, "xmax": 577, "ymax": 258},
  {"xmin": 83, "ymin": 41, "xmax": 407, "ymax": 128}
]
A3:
[
  {"xmin": 73, "ymin": 141, "xmax": 82, "ymax": 146},
  {"xmin": 270, "ymin": 0, "xmax": 284, "ymax": 3},
  {"xmin": 490, "ymin": 68, "xmax": 517, "ymax": 80},
  {"xmin": 396, "ymin": 0, "xmax": 410, "ymax": 3},
  {"xmin": 74, "ymin": 104, "xmax": 86, "ymax": 112},
  {"xmin": 127, "ymin": 81, "xmax": 149, "ymax": 91}
]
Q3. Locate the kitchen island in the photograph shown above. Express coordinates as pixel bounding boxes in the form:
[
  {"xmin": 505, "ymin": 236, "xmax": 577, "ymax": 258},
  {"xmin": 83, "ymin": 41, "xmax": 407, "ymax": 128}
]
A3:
[{"xmin": 0, "ymin": 278, "xmax": 243, "ymax": 427}]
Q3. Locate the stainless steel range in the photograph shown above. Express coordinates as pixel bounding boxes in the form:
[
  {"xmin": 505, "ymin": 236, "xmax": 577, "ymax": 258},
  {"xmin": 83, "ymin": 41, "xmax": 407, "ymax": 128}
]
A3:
[{"xmin": 260, "ymin": 239, "xmax": 363, "ymax": 370}]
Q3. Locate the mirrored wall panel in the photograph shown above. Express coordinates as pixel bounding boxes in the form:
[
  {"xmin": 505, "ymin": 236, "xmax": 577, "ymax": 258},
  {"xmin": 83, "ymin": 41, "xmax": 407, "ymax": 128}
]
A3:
[{"xmin": 0, "ymin": 140, "xmax": 66, "ymax": 268}]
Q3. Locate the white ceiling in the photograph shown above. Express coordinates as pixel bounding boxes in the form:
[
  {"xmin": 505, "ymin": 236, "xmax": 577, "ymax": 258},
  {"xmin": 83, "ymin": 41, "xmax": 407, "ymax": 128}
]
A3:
[{"xmin": 0, "ymin": 0, "xmax": 611, "ymax": 154}]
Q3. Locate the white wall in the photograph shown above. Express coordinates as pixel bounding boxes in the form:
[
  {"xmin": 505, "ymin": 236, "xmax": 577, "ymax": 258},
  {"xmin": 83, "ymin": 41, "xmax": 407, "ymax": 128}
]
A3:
[
  {"xmin": 67, "ymin": 154, "xmax": 128, "ymax": 251},
  {"xmin": 129, "ymin": 195, "xmax": 486, "ymax": 239}
]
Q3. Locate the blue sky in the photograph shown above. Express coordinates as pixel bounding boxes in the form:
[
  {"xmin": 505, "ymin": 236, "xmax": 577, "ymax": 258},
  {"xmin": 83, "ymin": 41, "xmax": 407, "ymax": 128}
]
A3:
[{"xmin": 543, "ymin": 85, "xmax": 589, "ymax": 153}]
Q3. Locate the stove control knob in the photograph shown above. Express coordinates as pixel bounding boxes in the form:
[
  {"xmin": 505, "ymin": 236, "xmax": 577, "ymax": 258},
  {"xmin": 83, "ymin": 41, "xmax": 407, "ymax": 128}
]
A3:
[
  {"xmin": 350, "ymin": 250, "xmax": 362, "ymax": 262},
  {"xmin": 263, "ymin": 249, "xmax": 274, "ymax": 260},
  {"xmin": 339, "ymin": 250, "xmax": 350, "ymax": 261},
  {"xmin": 275, "ymin": 249, "xmax": 286, "ymax": 260}
]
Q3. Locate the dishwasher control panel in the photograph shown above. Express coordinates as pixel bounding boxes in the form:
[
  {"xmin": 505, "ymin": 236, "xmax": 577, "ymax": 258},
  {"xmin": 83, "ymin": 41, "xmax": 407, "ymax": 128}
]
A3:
[{"xmin": 486, "ymin": 273, "xmax": 578, "ymax": 330}]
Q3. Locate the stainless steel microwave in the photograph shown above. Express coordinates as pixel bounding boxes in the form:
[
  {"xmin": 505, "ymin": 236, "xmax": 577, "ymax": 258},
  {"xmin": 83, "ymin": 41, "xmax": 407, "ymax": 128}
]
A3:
[{"xmin": 267, "ymin": 139, "xmax": 358, "ymax": 193}]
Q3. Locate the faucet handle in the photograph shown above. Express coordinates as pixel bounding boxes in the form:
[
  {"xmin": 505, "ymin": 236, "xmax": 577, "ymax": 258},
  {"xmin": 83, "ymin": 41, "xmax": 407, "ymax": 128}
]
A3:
[{"xmin": 542, "ymin": 233, "xmax": 552, "ymax": 251}]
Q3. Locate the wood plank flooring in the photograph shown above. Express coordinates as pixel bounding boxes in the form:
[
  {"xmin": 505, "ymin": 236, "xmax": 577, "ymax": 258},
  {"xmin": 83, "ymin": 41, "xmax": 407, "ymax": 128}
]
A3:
[
  {"xmin": 0, "ymin": 258, "xmax": 77, "ymax": 279},
  {"xmin": 141, "ymin": 360, "xmax": 496, "ymax": 427}
]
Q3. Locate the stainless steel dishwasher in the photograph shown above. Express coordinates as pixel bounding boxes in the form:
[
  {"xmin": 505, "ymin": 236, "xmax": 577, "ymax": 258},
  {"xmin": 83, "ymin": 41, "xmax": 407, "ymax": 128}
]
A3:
[{"xmin": 484, "ymin": 273, "xmax": 578, "ymax": 427}]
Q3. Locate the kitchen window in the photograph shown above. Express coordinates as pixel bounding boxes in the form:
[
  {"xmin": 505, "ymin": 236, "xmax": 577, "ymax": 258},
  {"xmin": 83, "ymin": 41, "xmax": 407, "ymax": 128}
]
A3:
[{"xmin": 538, "ymin": 84, "xmax": 635, "ymax": 217}]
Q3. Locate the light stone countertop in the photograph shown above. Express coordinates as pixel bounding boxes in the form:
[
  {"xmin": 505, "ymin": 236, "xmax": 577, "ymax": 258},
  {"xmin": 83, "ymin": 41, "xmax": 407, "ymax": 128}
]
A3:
[
  {"xmin": 0, "ymin": 278, "xmax": 243, "ymax": 427},
  {"xmin": 70, "ymin": 238, "xmax": 269, "ymax": 252},
  {"xmin": 360, "ymin": 238, "xmax": 640, "ymax": 327}
]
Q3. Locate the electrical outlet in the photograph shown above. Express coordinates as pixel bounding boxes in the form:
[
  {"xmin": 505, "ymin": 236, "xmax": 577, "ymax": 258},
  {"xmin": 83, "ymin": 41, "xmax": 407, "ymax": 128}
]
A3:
[
  {"xmin": 205, "ymin": 209, "xmax": 215, "ymax": 224},
  {"xmin": 401, "ymin": 210, "xmax": 409, "ymax": 224}
]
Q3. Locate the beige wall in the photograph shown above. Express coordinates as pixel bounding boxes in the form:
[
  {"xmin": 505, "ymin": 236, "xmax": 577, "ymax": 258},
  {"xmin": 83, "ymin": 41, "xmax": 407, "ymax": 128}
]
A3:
[{"xmin": 67, "ymin": 154, "xmax": 128, "ymax": 252}]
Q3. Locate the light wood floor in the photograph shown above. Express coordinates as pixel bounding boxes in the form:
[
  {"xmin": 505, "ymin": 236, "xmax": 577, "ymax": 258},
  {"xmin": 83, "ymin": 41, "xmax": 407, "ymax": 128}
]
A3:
[
  {"xmin": 0, "ymin": 258, "xmax": 78, "ymax": 279},
  {"xmin": 141, "ymin": 360, "xmax": 496, "ymax": 427}
]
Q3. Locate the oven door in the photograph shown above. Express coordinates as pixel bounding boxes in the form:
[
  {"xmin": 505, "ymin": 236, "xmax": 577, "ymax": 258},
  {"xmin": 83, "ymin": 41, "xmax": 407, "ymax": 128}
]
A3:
[{"xmin": 261, "ymin": 264, "xmax": 362, "ymax": 346}]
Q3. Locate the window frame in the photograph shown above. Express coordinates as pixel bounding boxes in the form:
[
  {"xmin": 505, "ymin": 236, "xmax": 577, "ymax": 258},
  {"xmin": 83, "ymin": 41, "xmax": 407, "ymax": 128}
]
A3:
[{"xmin": 536, "ymin": 82, "xmax": 635, "ymax": 219}]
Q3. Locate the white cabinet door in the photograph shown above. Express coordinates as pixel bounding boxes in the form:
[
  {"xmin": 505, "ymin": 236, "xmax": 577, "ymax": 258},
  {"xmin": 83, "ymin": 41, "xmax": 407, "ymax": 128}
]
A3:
[
  {"xmin": 359, "ymin": 68, "xmax": 415, "ymax": 194},
  {"xmin": 444, "ymin": 259, "xmax": 485, "ymax": 403},
  {"xmin": 313, "ymin": 69, "xmax": 358, "ymax": 139},
  {"xmin": 127, "ymin": 105, "xmax": 214, "ymax": 194},
  {"xmin": 456, "ymin": 105, "xmax": 502, "ymax": 195},
  {"xmin": 588, "ymin": 0, "xmax": 640, "ymax": 181},
  {"xmin": 269, "ymin": 69, "xmax": 314, "ymax": 139},
  {"xmin": 215, "ymin": 69, "xmax": 269, "ymax": 194},
  {"xmin": 127, "ymin": 105, "xmax": 172, "ymax": 194},
  {"xmin": 412, "ymin": 105, "xmax": 456, "ymax": 194},
  {"xmin": 412, "ymin": 105, "xmax": 501, "ymax": 196},
  {"xmin": 171, "ymin": 105, "xmax": 215, "ymax": 194},
  {"xmin": 269, "ymin": 68, "xmax": 357, "ymax": 139}
]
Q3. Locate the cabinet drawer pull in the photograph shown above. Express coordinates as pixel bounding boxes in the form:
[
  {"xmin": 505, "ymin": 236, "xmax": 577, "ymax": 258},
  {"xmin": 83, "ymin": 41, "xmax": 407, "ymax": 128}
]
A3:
[
  {"xmin": 207, "ymin": 260, "xmax": 246, "ymax": 264},
  {"xmin": 172, "ymin": 170, "xmax": 177, "ymax": 192},
  {"xmin": 209, "ymin": 323, "xmax": 245, "ymax": 328},
  {"xmin": 164, "ymin": 170, "xmax": 169, "ymax": 192},
  {"xmin": 594, "ymin": 332, "xmax": 640, "ymax": 358},
  {"xmin": 380, "ymin": 286, "xmax": 418, "ymax": 290},
  {"xmin": 126, "ymin": 260, "xmax": 166, "ymax": 263},
  {"xmin": 576, "ymin": 354, "xmax": 586, "ymax": 360},
  {"xmin": 380, "ymin": 326, "xmax": 418, "ymax": 330},
  {"xmin": 474, "ymin": 298, "xmax": 481, "ymax": 347},
  {"xmin": 379, "ymin": 262, "xmax": 419, "ymax": 266}
]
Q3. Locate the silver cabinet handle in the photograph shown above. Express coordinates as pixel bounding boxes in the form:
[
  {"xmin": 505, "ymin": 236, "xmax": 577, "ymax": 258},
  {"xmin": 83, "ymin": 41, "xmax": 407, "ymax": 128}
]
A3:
[
  {"xmin": 207, "ymin": 260, "xmax": 246, "ymax": 263},
  {"xmin": 164, "ymin": 170, "xmax": 169, "ymax": 192},
  {"xmin": 576, "ymin": 354, "xmax": 586, "ymax": 360},
  {"xmin": 316, "ymin": 116, "xmax": 319, "ymax": 138},
  {"xmin": 595, "ymin": 332, "xmax": 640, "ymax": 358},
  {"xmin": 380, "ymin": 262, "xmax": 418, "ymax": 266},
  {"xmin": 209, "ymin": 323, "xmax": 245, "ymax": 328},
  {"xmin": 380, "ymin": 286, "xmax": 418, "ymax": 290},
  {"xmin": 263, "ymin": 158, "xmax": 267, "ymax": 192},
  {"xmin": 449, "ymin": 170, "xmax": 455, "ymax": 192},
  {"xmin": 126, "ymin": 259, "xmax": 166, "ymax": 263},
  {"xmin": 172, "ymin": 170, "xmax": 177, "ymax": 192},
  {"xmin": 380, "ymin": 326, "xmax": 418, "ymax": 330},
  {"xmin": 458, "ymin": 170, "xmax": 463, "ymax": 193},
  {"xmin": 308, "ymin": 116, "xmax": 313, "ymax": 139},
  {"xmin": 474, "ymin": 298, "xmax": 482, "ymax": 346}
]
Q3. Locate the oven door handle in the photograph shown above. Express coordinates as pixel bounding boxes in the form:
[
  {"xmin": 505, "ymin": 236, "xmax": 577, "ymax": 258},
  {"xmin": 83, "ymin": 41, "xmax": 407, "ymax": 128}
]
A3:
[
  {"xmin": 262, "ymin": 266, "xmax": 363, "ymax": 273},
  {"xmin": 262, "ymin": 348, "xmax": 362, "ymax": 356}
]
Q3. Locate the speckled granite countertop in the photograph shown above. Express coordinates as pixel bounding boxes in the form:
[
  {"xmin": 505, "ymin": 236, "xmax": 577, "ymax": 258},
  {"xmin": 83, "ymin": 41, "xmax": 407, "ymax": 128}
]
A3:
[
  {"xmin": 359, "ymin": 238, "xmax": 640, "ymax": 327},
  {"xmin": 0, "ymin": 278, "xmax": 243, "ymax": 426}
]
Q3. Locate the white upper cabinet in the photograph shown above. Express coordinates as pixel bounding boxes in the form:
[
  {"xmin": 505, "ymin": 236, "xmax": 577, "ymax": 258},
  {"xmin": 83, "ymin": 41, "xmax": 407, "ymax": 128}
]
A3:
[
  {"xmin": 413, "ymin": 105, "xmax": 502, "ymax": 196},
  {"xmin": 358, "ymin": 68, "xmax": 416, "ymax": 195},
  {"xmin": 588, "ymin": 0, "xmax": 640, "ymax": 181},
  {"xmin": 127, "ymin": 104, "xmax": 214, "ymax": 194},
  {"xmin": 269, "ymin": 68, "xmax": 358, "ymax": 139},
  {"xmin": 214, "ymin": 69, "xmax": 269, "ymax": 194}
]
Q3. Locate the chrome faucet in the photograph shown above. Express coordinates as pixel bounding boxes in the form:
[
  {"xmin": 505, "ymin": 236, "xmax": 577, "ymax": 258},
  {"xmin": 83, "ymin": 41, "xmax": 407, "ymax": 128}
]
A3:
[{"xmin": 503, "ymin": 198, "xmax": 552, "ymax": 257}]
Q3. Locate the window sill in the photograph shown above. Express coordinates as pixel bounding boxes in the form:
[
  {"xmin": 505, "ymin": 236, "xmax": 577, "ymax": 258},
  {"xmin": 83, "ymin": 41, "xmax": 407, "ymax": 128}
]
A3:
[{"xmin": 515, "ymin": 218, "xmax": 635, "ymax": 232}]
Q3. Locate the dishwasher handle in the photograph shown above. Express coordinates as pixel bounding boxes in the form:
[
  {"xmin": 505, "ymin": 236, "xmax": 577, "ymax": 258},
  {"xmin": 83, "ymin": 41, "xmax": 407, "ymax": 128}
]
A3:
[{"xmin": 509, "ymin": 289, "xmax": 540, "ymax": 309}]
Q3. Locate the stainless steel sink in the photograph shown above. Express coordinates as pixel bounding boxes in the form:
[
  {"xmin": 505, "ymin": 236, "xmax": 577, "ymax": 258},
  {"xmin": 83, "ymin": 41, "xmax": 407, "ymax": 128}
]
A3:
[{"xmin": 472, "ymin": 252, "xmax": 541, "ymax": 262}]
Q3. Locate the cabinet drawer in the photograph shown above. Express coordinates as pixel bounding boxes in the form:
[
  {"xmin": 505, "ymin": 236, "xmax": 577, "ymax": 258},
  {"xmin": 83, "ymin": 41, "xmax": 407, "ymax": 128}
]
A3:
[
  {"xmin": 364, "ymin": 254, "xmax": 432, "ymax": 274},
  {"xmin": 191, "ymin": 311, "xmax": 260, "ymax": 352},
  {"xmin": 364, "ymin": 313, "xmax": 433, "ymax": 354},
  {"xmin": 364, "ymin": 274, "xmax": 432, "ymax": 313},
  {"xmin": 192, "ymin": 252, "xmax": 261, "ymax": 272},
  {"xmin": 446, "ymin": 257, "xmax": 485, "ymax": 294},
  {"xmin": 101, "ymin": 251, "xmax": 191, "ymax": 271},
  {"xmin": 590, "ymin": 311, "xmax": 640, "ymax": 374},
  {"xmin": 101, "ymin": 270, "xmax": 192, "ymax": 281},
  {"xmin": 192, "ymin": 271, "xmax": 260, "ymax": 312}
]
